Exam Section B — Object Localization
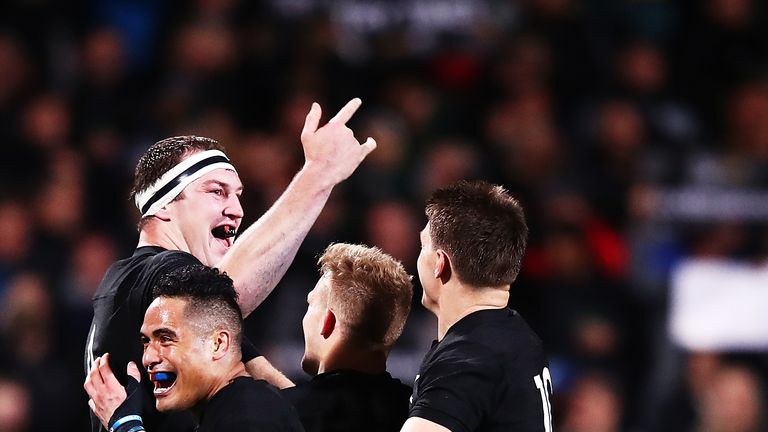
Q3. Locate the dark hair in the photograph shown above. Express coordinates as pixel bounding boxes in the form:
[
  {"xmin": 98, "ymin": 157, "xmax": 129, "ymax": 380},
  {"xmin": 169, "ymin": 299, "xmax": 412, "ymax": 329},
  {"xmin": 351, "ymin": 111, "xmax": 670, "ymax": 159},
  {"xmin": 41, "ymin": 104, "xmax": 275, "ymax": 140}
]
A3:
[
  {"xmin": 131, "ymin": 136, "xmax": 224, "ymax": 229},
  {"xmin": 152, "ymin": 265, "xmax": 242, "ymax": 347},
  {"xmin": 426, "ymin": 180, "xmax": 528, "ymax": 287}
]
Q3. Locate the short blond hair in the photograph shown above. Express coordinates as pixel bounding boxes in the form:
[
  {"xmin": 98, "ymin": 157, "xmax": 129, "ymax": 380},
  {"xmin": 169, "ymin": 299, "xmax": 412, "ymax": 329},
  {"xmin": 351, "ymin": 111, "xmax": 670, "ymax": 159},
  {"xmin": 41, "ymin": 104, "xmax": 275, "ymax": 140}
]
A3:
[{"xmin": 319, "ymin": 243, "xmax": 413, "ymax": 349}]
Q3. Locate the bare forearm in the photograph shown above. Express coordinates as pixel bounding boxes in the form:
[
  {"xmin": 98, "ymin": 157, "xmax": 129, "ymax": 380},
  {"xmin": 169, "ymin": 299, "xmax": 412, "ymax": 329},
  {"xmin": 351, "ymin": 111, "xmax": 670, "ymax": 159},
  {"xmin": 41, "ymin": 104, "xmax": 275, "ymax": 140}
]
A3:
[
  {"xmin": 217, "ymin": 166, "xmax": 333, "ymax": 316},
  {"xmin": 218, "ymin": 99, "xmax": 375, "ymax": 316},
  {"xmin": 245, "ymin": 356, "xmax": 294, "ymax": 389}
]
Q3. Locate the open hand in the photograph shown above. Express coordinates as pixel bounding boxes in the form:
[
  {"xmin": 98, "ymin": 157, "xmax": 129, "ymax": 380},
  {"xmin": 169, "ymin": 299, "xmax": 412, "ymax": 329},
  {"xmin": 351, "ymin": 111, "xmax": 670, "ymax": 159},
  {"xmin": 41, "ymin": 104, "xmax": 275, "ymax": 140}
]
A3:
[
  {"xmin": 300, "ymin": 98, "xmax": 377, "ymax": 187},
  {"xmin": 84, "ymin": 353, "xmax": 142, "ymax": 429}
]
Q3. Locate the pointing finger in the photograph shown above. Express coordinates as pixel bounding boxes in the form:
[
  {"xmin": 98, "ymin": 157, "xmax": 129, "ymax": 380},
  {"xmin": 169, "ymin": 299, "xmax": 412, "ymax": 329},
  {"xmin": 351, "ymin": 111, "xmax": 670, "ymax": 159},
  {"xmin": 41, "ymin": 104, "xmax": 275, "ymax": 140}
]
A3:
[
  {"xmin": 301, "ymin": 102, "xmax": 322, "ymax": 142},
  {"xmin": 328, "ymin": 98, "xmax": 362, "ymax": 125}
]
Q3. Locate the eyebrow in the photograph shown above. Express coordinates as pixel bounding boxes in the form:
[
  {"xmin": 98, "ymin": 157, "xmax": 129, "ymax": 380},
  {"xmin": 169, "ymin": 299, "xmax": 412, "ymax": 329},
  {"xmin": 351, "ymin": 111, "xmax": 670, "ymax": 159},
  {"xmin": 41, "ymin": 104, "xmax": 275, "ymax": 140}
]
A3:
[
  {"xmin": 202, "ymin": 179, "xmax": 244, "ymax": 193},
  {"xmin": 152, "ymin": 328, "xmax": 178, "ymax": 340}
]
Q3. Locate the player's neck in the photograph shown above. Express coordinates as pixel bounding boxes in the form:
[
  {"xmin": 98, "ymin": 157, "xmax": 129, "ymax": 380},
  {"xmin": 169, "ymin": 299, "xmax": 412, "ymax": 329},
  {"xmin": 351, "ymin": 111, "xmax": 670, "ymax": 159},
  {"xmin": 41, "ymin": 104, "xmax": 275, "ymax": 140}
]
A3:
[
  {"xmin": 138, "ymin": 224, "xmax": 188, "ymax": 253},
  {"xmin": 436, "ymin": 284, "xmax": 509, "ymax": 341},
  {"xmin": 319, "ymin": 339, "xmax": 387, "ymax": 375},
  {"xmin": 194, "ymin": 361, "xmax": 248, "ymax": 420}
]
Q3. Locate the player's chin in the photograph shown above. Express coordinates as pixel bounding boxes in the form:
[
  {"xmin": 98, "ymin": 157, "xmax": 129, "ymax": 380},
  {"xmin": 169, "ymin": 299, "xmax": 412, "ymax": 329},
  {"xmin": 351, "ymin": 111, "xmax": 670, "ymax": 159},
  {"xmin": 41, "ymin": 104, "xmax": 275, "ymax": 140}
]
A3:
[
  {"xmin": 301, "ymin": 357, "xmax": 319, "ymax": 376},
  {"xmin": 156, "ymin": 395, "xmax": 184, "ymax": 413},
  {"xmin": 420, "ymin": 294, "xmax": 437, "ymax": 312},
  {"xmin": 155, "ymin": 399, "xmax": 173, "ymax": 412}
]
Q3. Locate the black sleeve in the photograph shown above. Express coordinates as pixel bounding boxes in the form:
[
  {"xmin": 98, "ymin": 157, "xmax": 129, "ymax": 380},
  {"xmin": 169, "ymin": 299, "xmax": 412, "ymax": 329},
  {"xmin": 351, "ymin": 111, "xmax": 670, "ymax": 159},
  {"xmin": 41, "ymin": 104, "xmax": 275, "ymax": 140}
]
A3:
[
  {"xmin": 241, "ymin": 334, "xmax": 261, "ymax": 363},
  {"xmin": 205, "ymin": 380, "xmax": 304, "ymax": 431},
  {"xmin": 128, "ymin": 250, "xmax": 261, "ymax": 362},
  {"xmin": 410, "ymin": 350, "xmax": 501, "ymax": 432},
  {"xmin": 129, "ymin": 250, "xmax": 201, "ymax": 312}
]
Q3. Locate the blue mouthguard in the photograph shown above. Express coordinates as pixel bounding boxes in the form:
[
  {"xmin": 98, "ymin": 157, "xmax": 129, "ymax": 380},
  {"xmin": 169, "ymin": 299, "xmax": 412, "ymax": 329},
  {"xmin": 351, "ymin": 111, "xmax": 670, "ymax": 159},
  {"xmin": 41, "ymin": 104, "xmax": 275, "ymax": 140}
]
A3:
[{"xmin": 154, "ymin": 372, "xmax": 171, "ymax": 381}]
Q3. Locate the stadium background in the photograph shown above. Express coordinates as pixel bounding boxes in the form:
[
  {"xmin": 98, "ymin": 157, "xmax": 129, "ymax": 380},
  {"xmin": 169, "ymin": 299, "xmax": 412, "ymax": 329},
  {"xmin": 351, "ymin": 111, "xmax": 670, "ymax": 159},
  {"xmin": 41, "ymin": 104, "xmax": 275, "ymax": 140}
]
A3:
[{"xmin": 1, "ymin": 0, "xmax": 767, "ymax": 430}]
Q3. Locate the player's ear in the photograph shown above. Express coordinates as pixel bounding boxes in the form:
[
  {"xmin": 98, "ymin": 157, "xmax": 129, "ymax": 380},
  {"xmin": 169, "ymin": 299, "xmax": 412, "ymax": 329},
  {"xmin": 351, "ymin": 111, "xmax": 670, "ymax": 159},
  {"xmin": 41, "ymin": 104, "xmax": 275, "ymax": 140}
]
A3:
[
  {"xmin": 320, "ymin": 309, "xmax": 336, "ymax": 339},
  {"xmin": 434, "ymin": 249, "xmax": 451, "ymax": 281},
  {"xmin": 212, "ymin": 329, "xmax": 232, "ymax": 360},
  {"xmin": 153, "ymin": 205, "xmax": 173, "ymax": 221}
]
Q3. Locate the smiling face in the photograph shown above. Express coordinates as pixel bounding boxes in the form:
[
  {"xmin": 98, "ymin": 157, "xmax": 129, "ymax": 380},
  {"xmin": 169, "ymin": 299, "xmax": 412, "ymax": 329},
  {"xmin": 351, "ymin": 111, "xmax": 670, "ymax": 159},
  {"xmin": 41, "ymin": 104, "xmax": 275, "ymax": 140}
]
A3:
[
  {"xmin": 164, "ymin": 168, "xmax": 244, "ymax": 266},
  {"xmin": 141, "ymin": 297, "xmax": 215, "ymax": 412}
]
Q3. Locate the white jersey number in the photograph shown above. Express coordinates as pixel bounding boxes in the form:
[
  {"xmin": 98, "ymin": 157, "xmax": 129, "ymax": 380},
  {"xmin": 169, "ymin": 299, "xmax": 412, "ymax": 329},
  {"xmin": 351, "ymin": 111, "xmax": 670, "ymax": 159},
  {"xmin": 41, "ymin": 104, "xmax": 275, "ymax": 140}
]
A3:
[{"xmin": 533, "ymin": 367, "xmax": 553, "ymax": 432}]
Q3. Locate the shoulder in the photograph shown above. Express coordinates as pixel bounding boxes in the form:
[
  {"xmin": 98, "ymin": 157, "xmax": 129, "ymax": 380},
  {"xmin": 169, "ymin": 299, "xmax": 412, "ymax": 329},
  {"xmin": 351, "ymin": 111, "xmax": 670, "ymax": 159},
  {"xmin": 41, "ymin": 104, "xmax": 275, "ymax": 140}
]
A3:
[
  {"xmin": 133, "ymin": 249, "xmax": 200, "ymax": 295},
  {"xmin": 136, "ymin": 249, "xmax": 201, "ymax": 286},
  {"xmin": 104, "ymin": 247, "xmax": 200, "ymax": 281},
  {"xmin": 284, "ymin": 371, "xmax": 411, "ymax": 404},
  {"xmin": 440, "ymin": 309, "xmax": 543, "ymax": 360},
  {"xmin": 422, "ymin": 310, "xmax": 545, "ymax": 383},
  {"xmin": 93, "ymin": 248, "xmax": 176, "ymax": 299},
  {"xmin": 204, "ymin": 378, "xmax": 302, "ymax": 431},
  {"xmin": 224, "ymin": 376, "xmax": 286, "ymax": 401},
  {"xmin": 280, "ymin": 380, "xmax": 310, "ymax": 405},
  {"xmin": 145, "ymin": 249, "xmax": 201, "ymax": 270},
  {"xmin": 283, "ymin": 372, "xmax": 411, "ymax": 432},
  {"xmin": 226, "ymin": 377, "xmax": 298, "ymax": 414}
]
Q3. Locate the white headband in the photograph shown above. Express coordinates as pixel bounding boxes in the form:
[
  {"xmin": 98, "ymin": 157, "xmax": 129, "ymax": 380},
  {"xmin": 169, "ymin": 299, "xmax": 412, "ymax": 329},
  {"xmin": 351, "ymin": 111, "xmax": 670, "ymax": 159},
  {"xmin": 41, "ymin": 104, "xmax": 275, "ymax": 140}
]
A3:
[{"xmin": 135, "ymin": 149, "xmax": 237, "ymax": 217}]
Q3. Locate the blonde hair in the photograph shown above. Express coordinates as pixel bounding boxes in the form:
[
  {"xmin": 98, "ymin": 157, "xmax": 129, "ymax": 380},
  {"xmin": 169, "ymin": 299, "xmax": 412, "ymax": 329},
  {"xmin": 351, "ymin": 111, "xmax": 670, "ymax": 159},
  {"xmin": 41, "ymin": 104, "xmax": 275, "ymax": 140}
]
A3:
[{"xmin": 318, "ymin": 243, "xmax": 413, "ymax": 349}]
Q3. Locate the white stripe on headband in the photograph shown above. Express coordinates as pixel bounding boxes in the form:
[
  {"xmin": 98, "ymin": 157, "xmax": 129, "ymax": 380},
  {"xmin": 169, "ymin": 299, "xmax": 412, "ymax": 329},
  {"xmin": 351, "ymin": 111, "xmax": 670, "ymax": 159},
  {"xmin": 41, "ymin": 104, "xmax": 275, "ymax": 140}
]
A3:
[{"xmin": 134, "ymin": 149, "xmax": 237, "ymax": 217}]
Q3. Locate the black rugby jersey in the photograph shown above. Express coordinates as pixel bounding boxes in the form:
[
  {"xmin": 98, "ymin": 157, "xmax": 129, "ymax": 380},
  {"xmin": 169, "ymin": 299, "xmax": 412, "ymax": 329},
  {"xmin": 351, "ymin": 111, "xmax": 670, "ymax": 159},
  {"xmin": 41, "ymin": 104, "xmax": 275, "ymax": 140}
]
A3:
[
  {"xmin": 198, "ymin": 377, "xmax": 304, "ymax": 432},
  {"xmin": 409, "ymin": 308, "xmax": 553, "ymax": 432},
  {"xmin": 84, "ymin": 246, "xmax": 259, "ymax": 432},
  {"xmin": 282, "ymin": 369, "xmax": 411, "ymax": 432}
]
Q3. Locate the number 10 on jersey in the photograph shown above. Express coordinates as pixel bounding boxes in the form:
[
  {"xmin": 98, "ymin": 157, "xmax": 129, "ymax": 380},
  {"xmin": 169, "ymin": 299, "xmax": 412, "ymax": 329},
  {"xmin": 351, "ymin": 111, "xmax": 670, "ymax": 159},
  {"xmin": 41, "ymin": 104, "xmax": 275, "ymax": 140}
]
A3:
[{"xmin": 534, "ymin": 367, "xmax": 553, "ymax": 431}]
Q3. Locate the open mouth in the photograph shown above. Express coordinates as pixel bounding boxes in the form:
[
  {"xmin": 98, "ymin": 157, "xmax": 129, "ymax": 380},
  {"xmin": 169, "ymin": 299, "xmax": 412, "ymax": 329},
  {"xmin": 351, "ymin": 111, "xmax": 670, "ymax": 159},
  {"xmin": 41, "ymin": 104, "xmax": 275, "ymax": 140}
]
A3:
[
  {"xmin": 151, "ymin": 371, "xmax": 177, "ymax": 396},
  {"xmin": 211, "ymin": 225, "xmax": 237, "ymax": 246}
]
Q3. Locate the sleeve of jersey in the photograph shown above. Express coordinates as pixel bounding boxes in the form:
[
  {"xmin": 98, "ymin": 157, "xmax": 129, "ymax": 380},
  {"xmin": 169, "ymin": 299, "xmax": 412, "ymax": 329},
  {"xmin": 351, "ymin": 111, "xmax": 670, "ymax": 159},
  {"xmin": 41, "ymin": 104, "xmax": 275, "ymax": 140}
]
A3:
[
  {"xmin": 409, "ymin": 350, "xmax": 500, "ymax": 432},
  {"xmin": 210, "ymin": 392, "xmax": 303, "ymax": 432},
  {"xmin": 131, "ymin": 251, "xmax": 201, "ymax": 312},
  {"xmin": 133, "ymin": 251, "xmax": 261, "ymax": 362},
  {"xmin": 240, "ymin": 334, "xmax": 261, "ymax": 363}
]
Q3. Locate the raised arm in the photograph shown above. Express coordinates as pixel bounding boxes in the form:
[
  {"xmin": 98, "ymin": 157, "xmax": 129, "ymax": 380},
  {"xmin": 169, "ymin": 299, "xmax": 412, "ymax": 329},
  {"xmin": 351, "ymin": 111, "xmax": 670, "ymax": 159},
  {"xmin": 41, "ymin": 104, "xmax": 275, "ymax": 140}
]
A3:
[{"xmin": 217, "ymin": 98, "xmax": 376, "ymax": 316}]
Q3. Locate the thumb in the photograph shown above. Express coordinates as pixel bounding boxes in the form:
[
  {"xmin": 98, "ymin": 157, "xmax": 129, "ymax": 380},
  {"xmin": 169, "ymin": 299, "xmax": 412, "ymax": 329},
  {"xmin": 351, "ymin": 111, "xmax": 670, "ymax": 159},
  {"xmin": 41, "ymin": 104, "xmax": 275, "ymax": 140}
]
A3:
[{"xmin": 127, "ymin": 362, "xmax": 141, "ymax": 383}]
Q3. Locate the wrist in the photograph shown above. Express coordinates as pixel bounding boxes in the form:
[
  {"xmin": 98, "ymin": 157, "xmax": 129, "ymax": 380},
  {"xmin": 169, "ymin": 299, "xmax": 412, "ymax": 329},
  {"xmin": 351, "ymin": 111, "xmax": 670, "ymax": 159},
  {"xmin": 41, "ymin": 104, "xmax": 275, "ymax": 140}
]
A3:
[
  {"xmin": 108, "ymin": 375, "xmax": 144, "ymax": 432},
  {"xmin": 109, "ymin": 414, "xmax": 144, "ymax": 432},
  {"xmin": 296, "ymin": 162, "xmax": 338, "ymax": 193}
]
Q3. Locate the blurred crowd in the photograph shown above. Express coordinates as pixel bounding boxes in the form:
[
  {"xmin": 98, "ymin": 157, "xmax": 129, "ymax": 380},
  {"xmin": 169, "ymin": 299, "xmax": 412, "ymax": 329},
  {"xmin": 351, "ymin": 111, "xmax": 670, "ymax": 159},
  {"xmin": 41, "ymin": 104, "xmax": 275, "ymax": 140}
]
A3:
[{"xmin": 1, "ymin": 0, "xmax": 768, "ymax": 431}]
